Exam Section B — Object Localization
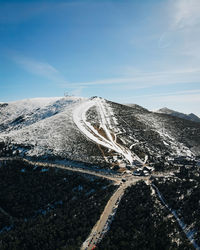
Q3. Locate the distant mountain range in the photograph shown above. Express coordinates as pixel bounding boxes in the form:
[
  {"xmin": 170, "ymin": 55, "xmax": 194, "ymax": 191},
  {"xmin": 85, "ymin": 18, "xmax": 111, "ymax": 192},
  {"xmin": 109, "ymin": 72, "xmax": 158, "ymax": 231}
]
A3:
[{"xmin": 156, "ymin": 107, "xmax": 200, "ymax": 123}]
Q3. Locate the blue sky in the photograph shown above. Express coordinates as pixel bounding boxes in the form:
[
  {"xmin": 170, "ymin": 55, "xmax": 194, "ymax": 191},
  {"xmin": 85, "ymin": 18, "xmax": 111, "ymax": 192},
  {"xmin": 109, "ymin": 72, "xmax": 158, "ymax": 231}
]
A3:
[{"xmin": 0, "ymin": 0, "xmax": 200, "ymax": 115}]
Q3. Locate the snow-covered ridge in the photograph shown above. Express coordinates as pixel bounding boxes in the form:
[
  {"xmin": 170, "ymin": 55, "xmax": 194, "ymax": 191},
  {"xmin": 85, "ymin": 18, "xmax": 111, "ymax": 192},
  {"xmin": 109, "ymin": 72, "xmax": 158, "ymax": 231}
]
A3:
[
  {"xmin": 0, "ymin": 96, "xmax": 199, "ymax": 166},
  {"xmin": 0, "ymin": 96, "xmax": 104, "ymax": 164},
  {"xmin": 1, "ymin": 96, "xmax": 86, "ymax": 115},
  {"xmin": 0, "ymin": 96, "xmax": 87, "ymax": 132},
  {"xmin": 2, "ymin": 97, "xmax": 63, "ymax": 114}
]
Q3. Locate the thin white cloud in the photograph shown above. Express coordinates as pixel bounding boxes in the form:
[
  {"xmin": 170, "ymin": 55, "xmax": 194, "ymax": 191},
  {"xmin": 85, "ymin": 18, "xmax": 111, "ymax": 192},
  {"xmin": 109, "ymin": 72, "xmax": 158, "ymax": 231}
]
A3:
[
  {"xmin": 172, "ymin": 0, "xmax": 200, "ymax": 29},
  {"xmin": 122, "ymin": 89, "xmax": 200, "ymax": 101},
  {"xmin": 154, "ymin": 93, "xmax": 200, "ymax": 104},
  {"xmin": 157, "ymin": 0, "xmax": 200, "ymax": 73},
  {"xmin": 62, "ymin": 68, "xmax": 200, "ymax": 89},
  {"xmin": 9, "ymin": 52, "xmax": 88, "ymax": 98},
  {"xmin": 158, "ymin": 33, "xmax": 172, "ymax": 49},
  {"xmin": 9, "ymin": 52, "xmax": 87, "ymax": 95},
  {"xmin": 12, "ymin": 54, "xmax": 59, "ymax": 79}
]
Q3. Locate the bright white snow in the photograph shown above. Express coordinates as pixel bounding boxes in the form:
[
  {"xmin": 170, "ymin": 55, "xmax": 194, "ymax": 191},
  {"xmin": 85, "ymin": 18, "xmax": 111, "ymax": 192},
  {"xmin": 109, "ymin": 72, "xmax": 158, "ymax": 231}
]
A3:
[{"xmin": 73, "ymin": 97, "xmax": 143, "ymax": 165}]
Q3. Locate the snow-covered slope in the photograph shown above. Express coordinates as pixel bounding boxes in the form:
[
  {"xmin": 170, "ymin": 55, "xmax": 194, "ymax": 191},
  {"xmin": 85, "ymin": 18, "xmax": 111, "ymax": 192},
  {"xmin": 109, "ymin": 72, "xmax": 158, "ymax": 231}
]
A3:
[
  {"xmin": 73, "ymin": 97, "xmax": 143, "ymax": 165},
  {"xmin": 0, "ymin": 97, "xmax": 106, "ymax": 164},
  {"xmin": 0, "ymin": 97, "xmax": 85, "ymax": 132},
  {"xmin": 105, "ymin": 100, "xmax": 200, "ymax": 158},
  {"xmin": 0, "ymin": 96, "xmax": 200, "ymax": 168}
]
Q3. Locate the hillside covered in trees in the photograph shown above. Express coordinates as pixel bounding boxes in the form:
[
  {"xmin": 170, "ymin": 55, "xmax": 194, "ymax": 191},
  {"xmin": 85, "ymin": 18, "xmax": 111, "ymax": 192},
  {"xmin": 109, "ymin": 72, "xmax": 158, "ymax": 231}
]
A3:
[
  {"xmin": 0, "ymin": 160, "xmax": 116, "ymax": 250},
  {"xmin": 98, "ymin": 181, "xmax": 193, "ymax": 250}
]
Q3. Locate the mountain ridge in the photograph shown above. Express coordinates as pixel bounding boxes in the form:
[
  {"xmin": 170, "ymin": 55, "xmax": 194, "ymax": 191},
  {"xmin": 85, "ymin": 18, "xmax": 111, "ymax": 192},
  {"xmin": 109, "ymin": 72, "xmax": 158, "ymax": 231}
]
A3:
[
  {"xmin": 156, "ymin": 107, "xmax": 200, "ymax": 123},
  {"xmin": 0, "ymin": 96, "xmax": 200, "ymax": 169}
]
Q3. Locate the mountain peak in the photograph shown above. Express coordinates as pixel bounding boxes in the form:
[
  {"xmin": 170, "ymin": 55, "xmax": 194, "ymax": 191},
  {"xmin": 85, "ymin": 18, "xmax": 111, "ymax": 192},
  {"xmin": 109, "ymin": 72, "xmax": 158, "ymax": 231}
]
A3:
[{"xmin": 156, "ymin": 107, "xmax": 200, "ymax": 123}]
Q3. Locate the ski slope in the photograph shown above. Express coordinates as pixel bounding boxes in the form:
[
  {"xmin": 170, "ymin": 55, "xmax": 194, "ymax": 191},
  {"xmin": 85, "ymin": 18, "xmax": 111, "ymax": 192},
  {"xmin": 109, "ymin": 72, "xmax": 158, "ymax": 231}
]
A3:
[
  {"xmin": 0, "ymin": 95, "xmax": 199, "ymax": 165},
  {"xmin": 73, "ymin": 97, "xmax": 142, "ymax": 165}
]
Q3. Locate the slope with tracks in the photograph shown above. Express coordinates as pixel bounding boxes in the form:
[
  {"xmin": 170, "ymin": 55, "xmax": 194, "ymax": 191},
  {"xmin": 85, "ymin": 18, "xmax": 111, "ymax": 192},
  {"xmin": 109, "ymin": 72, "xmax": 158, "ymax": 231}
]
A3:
[{"xmin": 73, "ymin": 97, "xmax": 143, "ymax": 166}]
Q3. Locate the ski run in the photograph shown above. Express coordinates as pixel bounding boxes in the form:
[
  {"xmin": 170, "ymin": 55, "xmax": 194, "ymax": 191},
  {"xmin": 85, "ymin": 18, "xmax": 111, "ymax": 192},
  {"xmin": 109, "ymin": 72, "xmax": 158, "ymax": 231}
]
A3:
[{"xmin": 73, "ymin": 97, "xmax": 143, "ymax": 166}]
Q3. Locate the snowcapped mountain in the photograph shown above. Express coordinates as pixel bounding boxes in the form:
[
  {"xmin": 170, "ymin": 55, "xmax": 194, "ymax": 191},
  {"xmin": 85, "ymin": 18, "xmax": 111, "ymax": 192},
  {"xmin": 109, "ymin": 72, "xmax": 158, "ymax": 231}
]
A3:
[
  {"xmin": 156, "ymin": 107, "xmax": 200, "ymax": 123},
  {"xmin": 0, "ymin": 97, "xmax": 86, "ymax": 132},
  {"xmin": 0, "ymin": 96, "xmax": 104, "ymax": 164},
  {"xmin": 0, "ymin": 96, "xmax": 200, "ymax": 168}
]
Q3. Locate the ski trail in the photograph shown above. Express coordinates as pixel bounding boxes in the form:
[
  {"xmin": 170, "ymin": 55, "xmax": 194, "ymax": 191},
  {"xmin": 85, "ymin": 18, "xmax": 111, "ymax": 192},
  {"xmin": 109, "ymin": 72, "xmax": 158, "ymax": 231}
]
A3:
[
  {"xmin": 98, "ymin": 99, "xmax": 143, "ymax": 164},
  {"xmin": 73, "ymin": 99, "xmax": 119, "ymax": 152},
  {"xmin": 73, "ymin": 98, "xmax": 141, "ymax": 165},
  {"xmin": 96, "ymin": 98, "xmax": 136, "ymax": 164}
]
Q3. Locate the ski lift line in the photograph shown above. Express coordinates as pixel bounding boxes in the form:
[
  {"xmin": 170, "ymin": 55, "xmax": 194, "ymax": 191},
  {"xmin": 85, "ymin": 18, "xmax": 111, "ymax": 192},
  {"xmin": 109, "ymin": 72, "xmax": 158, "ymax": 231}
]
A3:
[
  {"xmin": 152, "ymin": 184, "xmax": 200, "ymax": 250},
  {"xmin": 96, "ymin": 99, "xmax": 139, "ymax": 164}
]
